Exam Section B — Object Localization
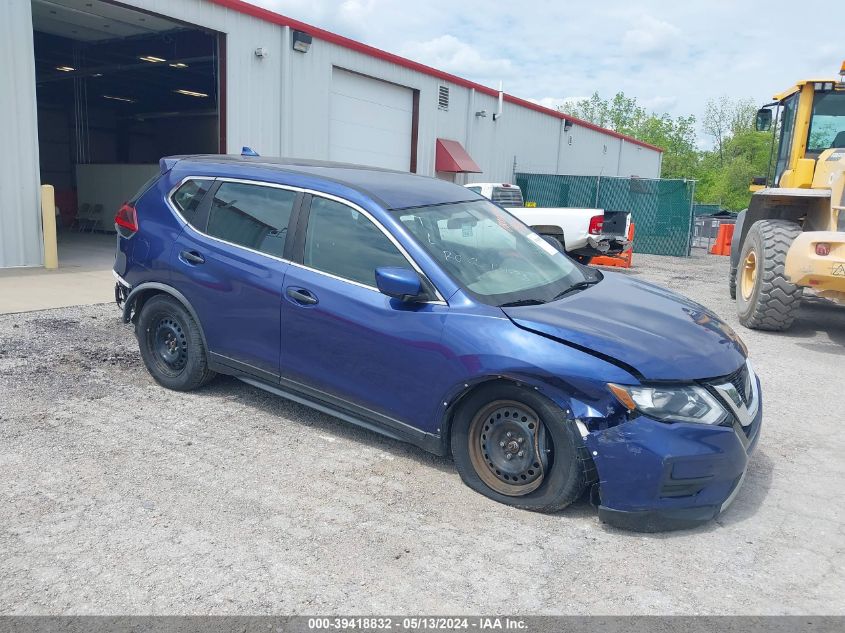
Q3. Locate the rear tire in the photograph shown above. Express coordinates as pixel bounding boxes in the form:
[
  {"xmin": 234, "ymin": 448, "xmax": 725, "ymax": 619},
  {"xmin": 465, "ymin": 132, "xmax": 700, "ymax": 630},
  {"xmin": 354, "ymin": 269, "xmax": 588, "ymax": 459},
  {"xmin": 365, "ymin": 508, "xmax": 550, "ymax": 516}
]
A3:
[
  {"xmin": 736, "ymin": 219, "xmax": 803, "ymax": 331},
  {"xmin": 136, "ymin": 295, "xmax": 216, "ymax": 390},
  {"xmin": 451, "ymin": 383, "xmax": 587, "ymax": 513}
]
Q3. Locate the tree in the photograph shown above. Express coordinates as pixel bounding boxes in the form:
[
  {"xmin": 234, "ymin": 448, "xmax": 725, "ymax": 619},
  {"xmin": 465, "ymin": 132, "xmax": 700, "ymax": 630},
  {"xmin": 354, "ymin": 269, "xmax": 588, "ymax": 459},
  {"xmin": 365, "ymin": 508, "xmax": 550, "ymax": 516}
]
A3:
[
  {"xmin": 702, "ymin": 96, "xmax": 757, "ymax": 165},
  {"xmin": 561, "ymin": 92, "xmax": 700, "ymax": 180},
  {"xmin": 698, "ymin": 96, "xmax": 769, "ymax": 209}
]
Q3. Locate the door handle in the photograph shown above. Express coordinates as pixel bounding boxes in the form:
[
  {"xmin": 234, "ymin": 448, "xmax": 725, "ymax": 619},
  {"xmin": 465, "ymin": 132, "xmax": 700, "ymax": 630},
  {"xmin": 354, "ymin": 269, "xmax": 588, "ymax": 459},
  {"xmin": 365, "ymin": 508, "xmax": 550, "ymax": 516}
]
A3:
[
  {"xmin": 286, "ymin": 287, "xmax": 318, "ymax": 305},
  {"xmin": 180, "ymin": 250, "xmax": 205, "ymax": 265}
]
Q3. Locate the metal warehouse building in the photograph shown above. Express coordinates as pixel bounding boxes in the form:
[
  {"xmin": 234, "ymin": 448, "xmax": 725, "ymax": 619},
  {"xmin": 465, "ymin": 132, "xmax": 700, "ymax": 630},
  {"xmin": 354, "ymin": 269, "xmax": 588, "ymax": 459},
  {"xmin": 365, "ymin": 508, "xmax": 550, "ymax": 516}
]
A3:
[{"xmin": 0, "ymin": 0, "xmax": 663, "ymax": 268}]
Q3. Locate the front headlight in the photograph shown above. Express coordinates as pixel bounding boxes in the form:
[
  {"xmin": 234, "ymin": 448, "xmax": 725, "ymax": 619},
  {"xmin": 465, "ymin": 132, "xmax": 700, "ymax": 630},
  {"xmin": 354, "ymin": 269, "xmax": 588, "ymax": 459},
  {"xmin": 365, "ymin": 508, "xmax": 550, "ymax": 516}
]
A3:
[{"xmin": 608, "ymin": 383, "xmax": 728, "ymax": 425}]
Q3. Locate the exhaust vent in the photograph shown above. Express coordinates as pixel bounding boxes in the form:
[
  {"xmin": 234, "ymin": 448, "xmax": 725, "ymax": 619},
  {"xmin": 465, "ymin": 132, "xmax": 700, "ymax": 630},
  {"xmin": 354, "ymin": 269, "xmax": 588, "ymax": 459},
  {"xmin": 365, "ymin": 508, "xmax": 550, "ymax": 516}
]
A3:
[{"xmin": 438, "ymin": 85, "xmax": 449, "ymax": 111}]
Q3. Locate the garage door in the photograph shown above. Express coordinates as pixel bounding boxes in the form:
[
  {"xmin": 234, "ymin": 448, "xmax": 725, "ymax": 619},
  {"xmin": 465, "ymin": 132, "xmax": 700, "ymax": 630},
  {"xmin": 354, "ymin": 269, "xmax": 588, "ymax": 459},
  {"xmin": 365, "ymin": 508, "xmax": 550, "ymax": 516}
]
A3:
[{"xmin": 329, "ymin": 68, "xmax": 414, "ymax": 171}]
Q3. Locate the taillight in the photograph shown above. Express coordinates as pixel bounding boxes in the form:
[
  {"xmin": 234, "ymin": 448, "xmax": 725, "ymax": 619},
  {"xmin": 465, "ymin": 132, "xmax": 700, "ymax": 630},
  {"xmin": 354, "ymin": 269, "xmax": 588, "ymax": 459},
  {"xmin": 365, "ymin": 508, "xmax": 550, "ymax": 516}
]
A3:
[
  {"xmin": 115, "ymin": 203, "xmax": 138, "ymax": 233},
  {"xmin": 588, "ymin": 215, "xmax": 604, "ymax": 235},
  {"xmin": 815, "ymin": 242, "xmax": 831, "ymax": 256}
]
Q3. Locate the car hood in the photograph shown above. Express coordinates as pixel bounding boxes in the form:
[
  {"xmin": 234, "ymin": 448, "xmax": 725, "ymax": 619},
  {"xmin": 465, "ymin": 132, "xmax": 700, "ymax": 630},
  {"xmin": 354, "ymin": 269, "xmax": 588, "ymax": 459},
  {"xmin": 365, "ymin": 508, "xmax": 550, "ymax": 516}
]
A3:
[{"xmin": 502, "ymin": 273, "xmax": 746, "ymax": 381}]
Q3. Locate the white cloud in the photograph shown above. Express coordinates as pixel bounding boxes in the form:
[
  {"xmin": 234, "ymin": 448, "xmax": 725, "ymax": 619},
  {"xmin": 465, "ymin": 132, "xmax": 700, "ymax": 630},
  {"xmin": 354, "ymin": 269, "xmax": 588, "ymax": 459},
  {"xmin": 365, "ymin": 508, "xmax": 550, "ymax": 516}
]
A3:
[
  {"xmin": 400, "ymin": 35, "xmax": 515, "ymax": 80},
  {"xmin": 337, "ymin": 0, "xmax": 379, "ymax": 29},
  {"xmin": 640, "ymin": 95, "xmax": 678, "ymax": 113},
  {"xmin": 621, "ymin": 15, "xmax": 682, "ymax": 56}
]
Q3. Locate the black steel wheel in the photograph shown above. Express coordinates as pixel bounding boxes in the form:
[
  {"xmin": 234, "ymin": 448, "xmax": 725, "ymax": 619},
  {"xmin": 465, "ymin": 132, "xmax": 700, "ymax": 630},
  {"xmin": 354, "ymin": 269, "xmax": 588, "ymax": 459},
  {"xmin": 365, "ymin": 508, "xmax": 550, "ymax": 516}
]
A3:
[
  {"xmin": 452, "ymin": 383, "xmax": 588, "ymax": 512},
  {"xmin": 136, "ymin": 294, "xmax": 216, "ymax": 391},
  {"xmin": 467, "ymin": 400, "xmax": 550, "ymax": 496},
  {"xmin": 151, "ymin": 316, "xmax": 189, "ymax": 374}
]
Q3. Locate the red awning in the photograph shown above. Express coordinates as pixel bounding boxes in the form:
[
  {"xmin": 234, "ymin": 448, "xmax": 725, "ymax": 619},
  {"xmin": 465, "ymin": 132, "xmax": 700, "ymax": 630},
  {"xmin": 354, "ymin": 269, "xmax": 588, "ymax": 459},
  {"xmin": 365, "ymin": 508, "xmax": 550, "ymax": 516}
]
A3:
[{"xmin": 435, "ymin": 138, "xmax": 482, "ymax": 173}]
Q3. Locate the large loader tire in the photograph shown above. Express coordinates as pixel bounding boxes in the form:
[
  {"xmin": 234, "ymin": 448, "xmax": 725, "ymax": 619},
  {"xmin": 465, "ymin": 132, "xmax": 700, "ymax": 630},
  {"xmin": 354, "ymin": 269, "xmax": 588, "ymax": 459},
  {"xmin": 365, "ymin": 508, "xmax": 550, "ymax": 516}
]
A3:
[
  {"xmin": 736, "ymin": 219, "xmax": 803, "ymax": 331},
  {"xmin": 728, "ymin": 265, "xmax": 737, "ymax": 300}
]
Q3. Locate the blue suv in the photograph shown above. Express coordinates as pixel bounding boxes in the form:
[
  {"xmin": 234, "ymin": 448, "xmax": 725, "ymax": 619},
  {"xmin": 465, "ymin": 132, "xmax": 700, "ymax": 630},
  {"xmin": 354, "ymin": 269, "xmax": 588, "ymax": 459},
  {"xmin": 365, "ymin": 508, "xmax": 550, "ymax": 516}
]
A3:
[{"xmin": 114, "ymin": 153, "xmax": 762, "ymax": 531}]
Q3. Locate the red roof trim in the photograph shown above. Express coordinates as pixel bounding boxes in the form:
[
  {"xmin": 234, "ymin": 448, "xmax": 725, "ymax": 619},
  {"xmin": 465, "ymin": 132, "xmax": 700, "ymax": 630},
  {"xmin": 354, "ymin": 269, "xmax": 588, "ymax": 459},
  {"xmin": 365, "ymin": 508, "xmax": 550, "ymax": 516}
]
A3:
[
  {"xmin": 207, "ymin": 0, "xmax": 663, "ymax": 153},
  {"xmin": 436, "ymin": 138, "xmax": 482, "ymax": 173}
]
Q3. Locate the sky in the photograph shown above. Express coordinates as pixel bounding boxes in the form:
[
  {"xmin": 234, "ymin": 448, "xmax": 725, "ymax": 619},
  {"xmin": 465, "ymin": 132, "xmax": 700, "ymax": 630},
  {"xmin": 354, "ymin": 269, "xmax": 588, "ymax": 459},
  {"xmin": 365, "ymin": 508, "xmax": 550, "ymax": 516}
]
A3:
[{"xmin": 246, "ymin": 0, "xmax": 843, "ymax": 148}]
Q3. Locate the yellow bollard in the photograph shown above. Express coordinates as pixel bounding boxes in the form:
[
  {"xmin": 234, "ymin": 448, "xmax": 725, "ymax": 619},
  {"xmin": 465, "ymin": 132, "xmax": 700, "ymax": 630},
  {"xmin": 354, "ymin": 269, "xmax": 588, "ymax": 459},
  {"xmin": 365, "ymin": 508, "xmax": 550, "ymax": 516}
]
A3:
[{"xmin": 40, "ymin": 184, "xmax": 58, "ymax": 269}]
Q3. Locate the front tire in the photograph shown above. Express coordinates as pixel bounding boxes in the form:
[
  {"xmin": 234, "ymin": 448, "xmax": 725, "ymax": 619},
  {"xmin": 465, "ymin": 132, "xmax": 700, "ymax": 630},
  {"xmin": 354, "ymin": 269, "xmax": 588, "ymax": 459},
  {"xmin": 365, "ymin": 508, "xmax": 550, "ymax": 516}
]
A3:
[
  {"xmin": 136, "ymin": 295, "xmax": 216, "ymax": 390},
  {"xmin": 736, "ymin": 219, "xmax": 803, "ymax": 331},
  {"xmin": 451, "ymin": 384, "xmax": 587, "ymax": 512}
]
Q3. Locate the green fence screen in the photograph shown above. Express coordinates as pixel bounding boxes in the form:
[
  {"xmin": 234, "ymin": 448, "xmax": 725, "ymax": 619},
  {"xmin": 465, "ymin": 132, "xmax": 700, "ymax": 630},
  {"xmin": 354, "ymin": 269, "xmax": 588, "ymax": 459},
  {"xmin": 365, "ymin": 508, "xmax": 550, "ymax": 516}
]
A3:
[{"xmin": 513, "ymin": 173, "xmax": 696, "ymax": 257}]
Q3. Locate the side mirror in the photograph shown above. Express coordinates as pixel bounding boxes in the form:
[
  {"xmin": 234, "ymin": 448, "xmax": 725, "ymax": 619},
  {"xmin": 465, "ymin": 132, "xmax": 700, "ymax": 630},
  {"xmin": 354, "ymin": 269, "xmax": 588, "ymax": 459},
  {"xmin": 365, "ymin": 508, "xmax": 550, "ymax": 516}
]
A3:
[
  {"xmin": 755, "ymin": 108, "xmax": 772, "ymax": 132},
  {"xmin": 375, "ymin": 267, "xmax": 424, "ymax": 301}
]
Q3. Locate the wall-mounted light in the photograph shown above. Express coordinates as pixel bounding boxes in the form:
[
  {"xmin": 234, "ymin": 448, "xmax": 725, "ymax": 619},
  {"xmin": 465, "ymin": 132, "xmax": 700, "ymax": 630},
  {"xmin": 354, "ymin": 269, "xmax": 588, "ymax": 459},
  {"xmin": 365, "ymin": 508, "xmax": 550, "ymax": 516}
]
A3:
[
  {"xmin": 292, "ymin": 30, "xmax": 312, "ymax": 53},
  {"xmin": 563, "ymin": 119, "xmax": 573, "ymax": 132},
  {"xmin": 475, "ymin": 110, "xmax": 488, "ymax": 118},
  {"xmin": 254, "ymin": 47, "xmax": 269, "ymax": 59}
]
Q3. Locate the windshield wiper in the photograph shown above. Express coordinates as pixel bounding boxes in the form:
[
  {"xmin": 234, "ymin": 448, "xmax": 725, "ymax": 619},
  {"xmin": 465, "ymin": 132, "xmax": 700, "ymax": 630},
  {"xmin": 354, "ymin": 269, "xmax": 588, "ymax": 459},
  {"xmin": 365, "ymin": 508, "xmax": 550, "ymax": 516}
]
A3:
[
  {"xmin": 552, "ymin": 278, "xmax": 601, "ymax": 301},
  {"xmin": 498, "ymin": 298, "xmax": 545, "ymax": 307}
]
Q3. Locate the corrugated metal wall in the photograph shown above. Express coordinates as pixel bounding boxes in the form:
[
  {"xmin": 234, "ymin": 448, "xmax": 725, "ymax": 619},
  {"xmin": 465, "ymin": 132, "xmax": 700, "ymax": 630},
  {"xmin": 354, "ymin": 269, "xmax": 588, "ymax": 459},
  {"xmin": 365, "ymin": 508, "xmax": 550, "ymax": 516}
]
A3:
[
  {"xmin": 126, "ymin": 0, "xmax": 662, "ymax": 183},
  {"xmin": 0, "ymin": 0, "xmax": 42, "ymax": 268},
  {"xmin": 2, "ymin": 0, "xmax": 662, "ymax": 267}
]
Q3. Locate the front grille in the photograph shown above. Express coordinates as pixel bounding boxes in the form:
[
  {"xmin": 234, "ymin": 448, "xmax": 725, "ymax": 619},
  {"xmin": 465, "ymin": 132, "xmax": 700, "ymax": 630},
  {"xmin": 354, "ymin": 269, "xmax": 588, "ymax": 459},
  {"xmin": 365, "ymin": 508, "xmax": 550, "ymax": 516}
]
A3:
[
  {"xmin": 708, "ymin": 362, "xmax": 756, "ymax": 437},
  {"xmin": 726, "ymin": 364, "xmax": 750, "ymax": 406}
]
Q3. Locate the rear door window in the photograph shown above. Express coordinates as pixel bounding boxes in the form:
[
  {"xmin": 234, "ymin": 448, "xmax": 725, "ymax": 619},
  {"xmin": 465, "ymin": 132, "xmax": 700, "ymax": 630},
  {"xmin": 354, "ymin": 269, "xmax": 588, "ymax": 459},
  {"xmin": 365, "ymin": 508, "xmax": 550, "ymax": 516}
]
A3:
[
  {"xmin": 171, "ymin": 179, "xmax": 212, "ymax": 225},
  {"xmin": 206, "ymin": 182, "xmax": 297, "ymax": 258}
]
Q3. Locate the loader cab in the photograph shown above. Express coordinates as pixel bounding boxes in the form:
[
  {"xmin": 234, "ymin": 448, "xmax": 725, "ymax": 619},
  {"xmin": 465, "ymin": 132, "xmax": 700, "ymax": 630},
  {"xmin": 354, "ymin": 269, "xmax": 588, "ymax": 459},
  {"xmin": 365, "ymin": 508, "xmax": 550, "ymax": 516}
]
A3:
[{"xmin": 757, "ymin": 73, "xmax": 845, "ymax": 189}]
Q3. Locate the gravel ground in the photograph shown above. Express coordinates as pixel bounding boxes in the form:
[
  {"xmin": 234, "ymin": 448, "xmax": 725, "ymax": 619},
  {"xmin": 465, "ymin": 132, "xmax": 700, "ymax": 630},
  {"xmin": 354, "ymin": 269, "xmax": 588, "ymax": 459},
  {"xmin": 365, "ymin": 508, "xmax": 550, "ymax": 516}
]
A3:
[{"xmin": 1, "ymin": 252, "xmax": 844, "ymax": 615}]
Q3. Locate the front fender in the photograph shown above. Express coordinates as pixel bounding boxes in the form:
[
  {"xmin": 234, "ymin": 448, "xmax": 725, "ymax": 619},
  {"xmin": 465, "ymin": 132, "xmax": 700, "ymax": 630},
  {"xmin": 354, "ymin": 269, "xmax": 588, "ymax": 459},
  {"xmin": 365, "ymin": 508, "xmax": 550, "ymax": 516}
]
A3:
[{"xmin": 433, "ymin": 306, "xmax": 637, "ymax": 453}]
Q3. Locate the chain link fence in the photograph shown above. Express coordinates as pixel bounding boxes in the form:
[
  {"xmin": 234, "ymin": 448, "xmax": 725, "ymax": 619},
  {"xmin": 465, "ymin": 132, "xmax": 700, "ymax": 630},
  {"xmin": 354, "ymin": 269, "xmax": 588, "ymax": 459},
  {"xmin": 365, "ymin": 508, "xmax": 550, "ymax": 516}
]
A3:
[{"xmin": 513, "ymin": 173, "xmax": 696, "ymax": 257}]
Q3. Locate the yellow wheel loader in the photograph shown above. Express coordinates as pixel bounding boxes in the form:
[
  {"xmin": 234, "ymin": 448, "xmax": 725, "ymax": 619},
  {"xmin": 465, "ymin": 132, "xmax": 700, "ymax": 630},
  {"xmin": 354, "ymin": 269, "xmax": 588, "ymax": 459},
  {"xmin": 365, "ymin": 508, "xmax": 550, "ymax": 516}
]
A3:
[{"xmin": 729, "ymin": 61, "xmax": 845, "ymax": 330}]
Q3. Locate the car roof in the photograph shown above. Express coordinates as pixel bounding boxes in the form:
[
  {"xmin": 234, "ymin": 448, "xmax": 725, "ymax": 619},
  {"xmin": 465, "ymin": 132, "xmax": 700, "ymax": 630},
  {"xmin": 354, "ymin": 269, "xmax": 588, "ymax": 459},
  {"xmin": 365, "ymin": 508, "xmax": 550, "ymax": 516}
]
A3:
[{"xmin": 166, "ymin": 154, "xmax": 481, "ymax": 210}]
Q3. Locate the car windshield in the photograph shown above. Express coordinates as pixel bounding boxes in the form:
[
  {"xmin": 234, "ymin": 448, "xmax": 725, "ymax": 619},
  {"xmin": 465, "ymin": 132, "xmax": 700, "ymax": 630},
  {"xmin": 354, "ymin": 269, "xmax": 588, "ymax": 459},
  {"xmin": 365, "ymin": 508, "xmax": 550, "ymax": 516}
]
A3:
[
  {"xmin": 807, "ymin": 91, "xmax": 845, "ymax": 153},
  {"xmin": 395, "ymin": 200, "xmax": 590, "ymax": 306}
]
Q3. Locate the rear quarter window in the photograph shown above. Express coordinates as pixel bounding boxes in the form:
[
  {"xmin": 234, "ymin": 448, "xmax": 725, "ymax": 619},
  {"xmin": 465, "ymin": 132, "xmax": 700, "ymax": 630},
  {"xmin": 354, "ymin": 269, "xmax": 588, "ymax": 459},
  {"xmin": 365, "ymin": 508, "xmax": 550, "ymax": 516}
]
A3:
[{"xmin": 171, "ymin": 179, "xmax": 212, "ymax": 225}]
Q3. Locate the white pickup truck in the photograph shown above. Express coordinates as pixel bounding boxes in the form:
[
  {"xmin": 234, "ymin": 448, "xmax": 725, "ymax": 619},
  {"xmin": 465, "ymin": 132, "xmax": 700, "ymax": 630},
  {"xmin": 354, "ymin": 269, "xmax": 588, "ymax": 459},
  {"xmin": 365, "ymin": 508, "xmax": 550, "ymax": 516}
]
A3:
[{"xmin": 465, "ymin": 182, "xmax": 630, "ymax": 263}]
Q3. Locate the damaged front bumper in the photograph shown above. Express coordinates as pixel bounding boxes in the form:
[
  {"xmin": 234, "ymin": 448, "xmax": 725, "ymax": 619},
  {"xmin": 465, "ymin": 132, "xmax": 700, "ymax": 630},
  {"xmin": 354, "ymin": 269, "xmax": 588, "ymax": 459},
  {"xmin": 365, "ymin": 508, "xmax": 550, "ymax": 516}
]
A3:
[{"xmin": 585, "ymin": 386, "xmax": 763, "ymax": 532}]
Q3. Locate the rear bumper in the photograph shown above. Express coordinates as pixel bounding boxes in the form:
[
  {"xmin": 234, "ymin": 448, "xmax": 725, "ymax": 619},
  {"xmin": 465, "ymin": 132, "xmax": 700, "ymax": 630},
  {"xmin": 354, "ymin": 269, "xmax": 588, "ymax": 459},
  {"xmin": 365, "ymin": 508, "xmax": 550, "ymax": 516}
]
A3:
[
  {"xmin": 586, "ymin": 380, "xmax": 762, "ymax": 532},
  {"xmin": 113, "ymin": 272, "xmax": 130, "ymax": 308},
  {"xmin": 571, "ymin": 236, "xmax": 630, "ymax": 258}
]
